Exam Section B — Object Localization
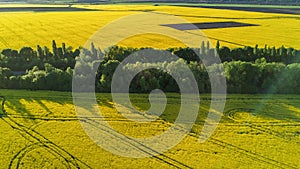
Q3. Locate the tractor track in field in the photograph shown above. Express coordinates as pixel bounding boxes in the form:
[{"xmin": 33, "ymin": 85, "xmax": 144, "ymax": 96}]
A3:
[
  {"xmin": 2, "ymin": 96, "xmax": 300, "ymax": 168},
  {"xmin": 184, "ymin": 122, "xmax": 298, "ymax": 168},
  {"xmin": 224, "ymin": 108, "xmax": 300, "ymax": 124},
  {"xmin": 1, "ymin": 97, "xmax": 193, "ymax": 169},
  {"xmin": 9, "ymin": 142, "xmax": 72, "ymax": 169},
  {"xmin": 225, "ymin": 108, "xmax": 257, "ymax": 122},
  {"xmin": 191, "ymin": 107, "xmax": 298, "ymax": 168},
  {"xmin": 219, "ymin": 108, "xmax": 299, "ymax": 168},
  {"xmin": 4, "ymin": 115, "xmax": 193, "ymax": 169},
  {"xmin": 6, "ymin": 114, "xmax": 169, "ymax": 123},
  {"xmin": 224, "ymin": 107, "xmax": 300, "ymax": 144},
  {"xmin": 2, "ymin": 116, "xmax": 92, "ymax": 169},
  {"xmin": 207, "ymin": 137, "xmax": 297, "ymax": 169},
  {"xmin": 84, "ymin": 117, "xmax": 193, "ymax": 169},
  {"xmin": 1, "ymin": 98, "xmax": 91, "ymax": 169},
  {"xmin": 11, "ymin": 114, "xmax": 168, "ymax": 131},
  {"xmin": 82, "ymin": 112, "xmax": 297, "ymax": 169},
  {"xmin": 249, "ymin": 125, "xmax": 300, "ymax": 145}
]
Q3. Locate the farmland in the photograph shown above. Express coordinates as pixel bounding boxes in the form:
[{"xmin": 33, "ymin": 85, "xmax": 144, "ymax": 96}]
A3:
[
  {"xmin": 0, "ymin": 4, "xmax": 300, "ymax": 50},
  {"xmin": 0, "ymin": 90, "xmax": 300, "ymax": 168},
  {"xmin": 1, "ymin": 3, "xmax": 300, "ymax": 168}
]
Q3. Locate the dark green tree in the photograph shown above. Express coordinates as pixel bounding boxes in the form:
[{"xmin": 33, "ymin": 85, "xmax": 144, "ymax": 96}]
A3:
[{"xmin": 52, "ymin": 40, "xmax": 58, "ymax": 59}]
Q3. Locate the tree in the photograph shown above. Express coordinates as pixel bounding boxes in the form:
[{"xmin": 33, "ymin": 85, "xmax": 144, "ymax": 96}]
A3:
[
  {"xmin": 219, "ymin": 46, "xmax": 231, "ymax": 62},
  {"xmin": 62, "ymin": 43, "xmax": 66, "ymax": 56},
  {"xmin": 1, "ymin": 49, "xmax": 18, "ymax": 58},
  {"xmin": 91, "ymin": 42, "xmax": 97, "ymax": 59},
  {"xmin": 57, "ymin": 47, "xmax": 63, "ymax": 59},
  {"xmin": 0, "ymin": 67, "xmax": 13, "ymax": 88},
  {"xmin": 255, "ymin": 59, "xmax": 285, "ymax": 93},
  {"xmin": 200, "ymin": 41, "xmax": 206, "ymax": 56},
  {"xmin": 98, "ymin": 60, "xmax": 120, "ymax": 92},
  {"xmin": 43, "ymin": 46, "xmax": 50, "ymax": 60},
  {"xmin": 216, "ymin": 40, "xmax": 220, "ymax": 54},
  {"xmin": 277, "ymin": 63, "xmax": 300, "ymax": 94},
  {"xmin": 19, "ymin": 47, "xmax": 35, "ymax": 61},
  {"xmin": 52, "ymin": 40, "xmax": 58, "ymax": 59},
  {"xmin": 224, "ymin": 61, "xmax": 260, "ymax": 93}
]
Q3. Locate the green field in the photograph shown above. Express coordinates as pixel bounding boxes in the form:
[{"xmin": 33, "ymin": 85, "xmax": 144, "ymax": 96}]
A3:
[
  {"xmin": 0, "ymin": 4, "xmax": 300, "ymax": 50},
  {"xmin": 0, "ymin": 90, "xmax": 300, "ymax": 168}
]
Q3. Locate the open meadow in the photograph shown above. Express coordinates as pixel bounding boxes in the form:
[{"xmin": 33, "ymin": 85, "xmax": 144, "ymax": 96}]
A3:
[
  {"xmin": 0, "ymin": 4, "xmax": 300, "ymax": 50},
  {"xmin": 0, "ymin": 90, "xmax": 300, "ymax": 168}
]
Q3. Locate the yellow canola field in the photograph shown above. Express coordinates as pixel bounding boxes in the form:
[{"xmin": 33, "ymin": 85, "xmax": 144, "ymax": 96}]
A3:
[
  {"xmin": 1, "ymin": 90, "xmax": 300, "ymax": 168},
  {"xmin": 0, "ymin": 4, "xmax": 299, "ymax": 50}
]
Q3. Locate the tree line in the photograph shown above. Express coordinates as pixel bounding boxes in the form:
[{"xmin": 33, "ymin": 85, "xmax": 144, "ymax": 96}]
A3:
[
  {"xmin": 2, "ymin": 40, "xmax": 299, "ymax": 71},
  {"xmin": 0, "ymin": 40, "xmax": 79, "ymax": 71},
  {"xmin": 0, "ymin": 40, "xmax": 300, "ymax": 94}
]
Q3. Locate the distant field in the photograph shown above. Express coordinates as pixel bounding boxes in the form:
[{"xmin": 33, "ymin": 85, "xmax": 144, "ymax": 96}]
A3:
[
  {"xmin": 0, "ymin": 7, "xmax": 98, "ymax": 12},
  {"xmin": 197, "ymin": 5, "xmax": 300, "ymax": 15},
  {"xmin": 0, "ymin": 4, "xmax": 299, "ymax": 50},
  {"xmin": 1, "ymin": 3, "xmax": 300, "ymax": 169},
  {"xmin": 170, "ymin": 3, "xmax": 300, "ymax": 13},
  {"xmin": 0, "ymin": 90, "xmax": 300, "ymax": 168}
]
